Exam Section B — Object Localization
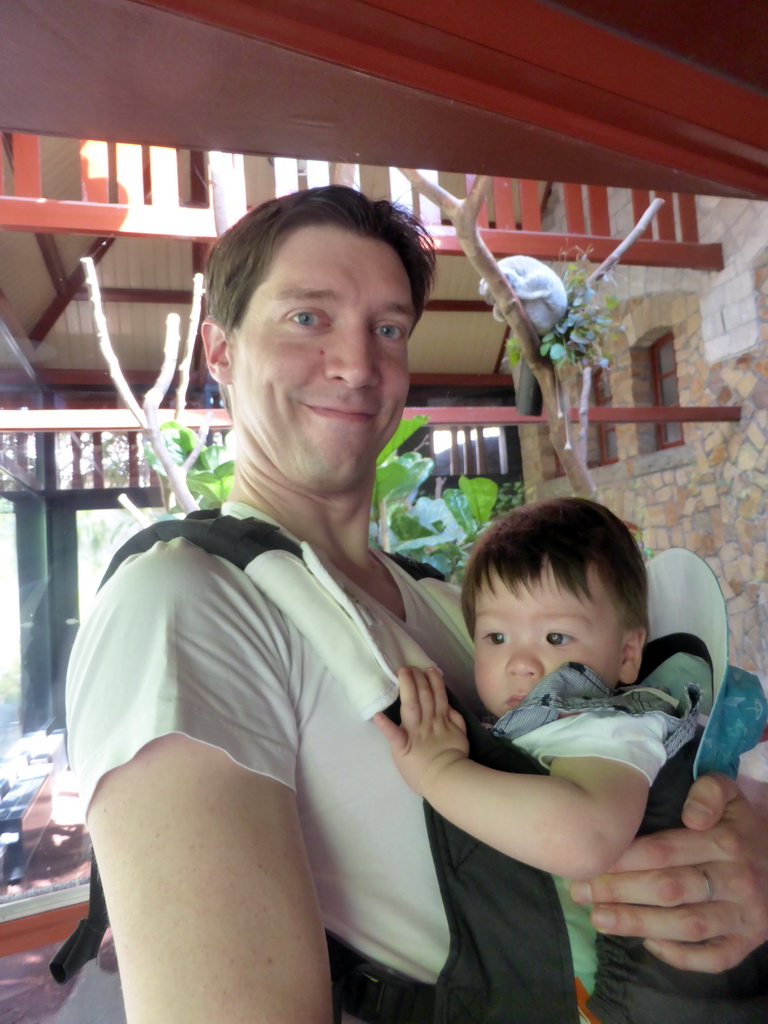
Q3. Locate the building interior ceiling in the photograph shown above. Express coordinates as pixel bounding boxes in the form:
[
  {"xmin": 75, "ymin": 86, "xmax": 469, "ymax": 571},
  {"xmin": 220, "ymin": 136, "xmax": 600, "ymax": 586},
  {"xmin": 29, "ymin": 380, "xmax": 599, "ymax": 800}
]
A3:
[{"xmin": 1, "ymin": 0, "xmax": 767, "ymax": 409}]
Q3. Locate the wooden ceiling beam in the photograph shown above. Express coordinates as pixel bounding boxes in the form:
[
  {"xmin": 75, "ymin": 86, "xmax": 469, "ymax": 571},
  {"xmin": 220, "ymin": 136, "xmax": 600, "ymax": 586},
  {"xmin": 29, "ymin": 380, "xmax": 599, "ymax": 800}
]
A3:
[
  {"xmin": 0, "ymin": 196, "xmax": 723, "ymax": 271},
  {"xmin": 0, "ymin": 405, "xmax": 740, "ymax": 433},
  {"xmin": 71, "ymin": 286, "xmax": 195, "ymax": 305},
  {"xmin": 122, "ymin": 0, "xmax": 768, "ymax": 193},
  {"xmin": 29, "ymin": 237, "xmax": 115, "ymax": 343},
  {"xmin": 35, "ymin": 234, "xmax": 69, "ymax": 297},
  {"xmin": 4, "ymin": 1, "xmax": 768, "ymax": 198},
  {"xmin": 62, "ymin": 288, "xmax": 497, "ymax": 314}
]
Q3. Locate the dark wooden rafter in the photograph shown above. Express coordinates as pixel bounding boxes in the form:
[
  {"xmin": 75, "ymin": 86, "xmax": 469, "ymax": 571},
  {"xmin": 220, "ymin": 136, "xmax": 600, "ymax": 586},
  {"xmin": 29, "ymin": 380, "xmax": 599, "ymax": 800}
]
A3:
[
  {"xmin": 63, "ymin": 288, "xmax": 495, "ymax": 313},
  {"xmin": 35, "ymin": 234, "xmax": 69, "ymax": 296},
  {"xmin": 29, "ymin": 236, "xmax": 115, "ymax": 343},
  {"xmin": 3, "ymin": 134, "xmax": 75, "ymax": 301}
]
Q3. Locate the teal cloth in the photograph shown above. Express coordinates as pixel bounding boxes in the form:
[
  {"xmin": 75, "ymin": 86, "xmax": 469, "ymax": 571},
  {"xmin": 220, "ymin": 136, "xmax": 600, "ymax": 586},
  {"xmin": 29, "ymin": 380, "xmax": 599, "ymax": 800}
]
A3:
[{"xmin": 694, "ymin": 665, "xmax": 768, "ymax": 779}]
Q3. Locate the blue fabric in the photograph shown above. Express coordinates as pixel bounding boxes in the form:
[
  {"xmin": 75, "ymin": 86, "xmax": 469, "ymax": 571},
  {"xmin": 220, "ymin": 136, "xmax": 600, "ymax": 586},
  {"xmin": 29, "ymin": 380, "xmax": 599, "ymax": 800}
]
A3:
[
  {"xmin": 694, "ymin": 665, "xmax": 768, "ymax": 779},
  {"xmin": 491, "ymin": 659, "xmax": 701, "ymax": 760}
]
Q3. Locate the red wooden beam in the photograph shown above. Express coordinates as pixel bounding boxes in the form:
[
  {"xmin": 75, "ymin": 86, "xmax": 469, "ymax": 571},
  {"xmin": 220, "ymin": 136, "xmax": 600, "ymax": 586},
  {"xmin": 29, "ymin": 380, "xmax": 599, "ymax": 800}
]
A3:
[
  {"xmin": 0, "ymin": 900, "xmax": 87, "ymax": 961},
  {"xmin": 0, "ymin": 196, "xmax": 216, "ymax": 238},
  {"xmin": 428, "ymin": 227, "xmax": 724, "ymax": 270},
  {"xmin": 12, "ymin": 134, "xmax": 41, "ymax": 198},
  {"xmin": 0, "ymin": 405, "xmax": 740, "ymax": 433},
  {"xmin": 677, "ymin": 193, "xmax": 699, "ymax": 244},
  {"xmin": 518, "ymin": 180, "xmax": 541, "ymax": 232},
  {"xmin": 407, "ymin": 406, "xmax": 742, "ymax": 425},
  {"xmin": 492, "ymin": 178, "xmax": 516, "ymax": 230},
  {"xmin": 0, "ymin": 196, "xmax": 723, "ymax": 270},
  {"xmin": 587, "ymin": 186, "xmax": 610, "ymax": 236},
  {"xmin": 563, "ymin": 183, "xmax": 586, "ymax": 235},
  {"xmin": 138, "ymin": 0, "xmax": 768, "ymax": 195}
]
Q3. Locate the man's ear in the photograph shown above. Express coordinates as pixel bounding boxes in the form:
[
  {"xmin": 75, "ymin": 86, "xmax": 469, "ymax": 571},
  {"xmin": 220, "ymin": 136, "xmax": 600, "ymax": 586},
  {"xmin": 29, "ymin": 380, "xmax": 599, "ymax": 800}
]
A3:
[
  {"xmin": 618, "ymin": 628, "xmax": 647, "ymax": 685},
  {"xmin": 201, "ymin": 319, "xmax": 234, "ymax": 385}
]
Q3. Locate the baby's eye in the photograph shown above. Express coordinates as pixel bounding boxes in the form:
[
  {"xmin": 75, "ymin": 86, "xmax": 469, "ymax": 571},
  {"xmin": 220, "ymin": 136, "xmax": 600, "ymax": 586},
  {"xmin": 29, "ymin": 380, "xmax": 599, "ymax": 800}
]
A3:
[
  {"xmin": 546, "ymin": 632, "xmax": 570, "ymax": 646},
  {"xmin": 486, "ymin": 632, "xmax": 506, "ymax": 645},
  {"xmin": 291, "ymin": 311, "xmax": 320, "ymax": 326}
]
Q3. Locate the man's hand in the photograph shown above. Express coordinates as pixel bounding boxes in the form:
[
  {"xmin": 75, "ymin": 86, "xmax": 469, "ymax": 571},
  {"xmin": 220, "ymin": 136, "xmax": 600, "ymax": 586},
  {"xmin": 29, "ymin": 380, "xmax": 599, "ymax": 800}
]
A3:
[
  {"xmin": 374, "ymin": 666, "xmax": 469, "ymax": 797},
  {"xmin": 570, "ymin": 773, "xmax": 768, "ymax": 972}
]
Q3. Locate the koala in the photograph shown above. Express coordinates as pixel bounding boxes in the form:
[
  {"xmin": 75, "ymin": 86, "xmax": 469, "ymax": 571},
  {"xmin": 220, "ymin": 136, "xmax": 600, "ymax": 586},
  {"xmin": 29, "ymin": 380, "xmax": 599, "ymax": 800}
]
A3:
[{"xmin": 479, "ymin": 255, "xmax": 568, "ymax": 336}]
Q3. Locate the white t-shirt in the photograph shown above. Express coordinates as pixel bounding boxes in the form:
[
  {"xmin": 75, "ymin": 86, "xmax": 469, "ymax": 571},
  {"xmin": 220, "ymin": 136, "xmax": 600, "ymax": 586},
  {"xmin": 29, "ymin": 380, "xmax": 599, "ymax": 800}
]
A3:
[{"xmin": 66, "ymin": 511, "xmax": 477, "ymax": 991}]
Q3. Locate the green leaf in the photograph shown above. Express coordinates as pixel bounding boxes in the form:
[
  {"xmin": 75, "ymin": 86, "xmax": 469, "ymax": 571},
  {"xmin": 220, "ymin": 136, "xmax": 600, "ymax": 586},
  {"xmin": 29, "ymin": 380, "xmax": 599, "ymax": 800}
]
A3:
[
  {"xmin": 376, "ymin": 415, "xmax": 429, "ymax": 466},
  {"xmin": 159, "ymin": 421, "xmax": 199, "ymax": 460},
  {"xmin": 458, "ymin": 475, "xmax": 499, "ymax": 526},
  {"xmin": 604, "ymin": 294, "xmax": 619, "ymax": 310},
  {"xmin": 443, "ymin": 488, "xmax": 476, "ymax": 535},
  {"xmin": 389, "ymin": 510, "xmax": 434, "ymax": 543},
  {"xmin": 372, "ymin": 452, "xmax": 433, "ymax": 508},
  {"xmin": 549, "ymin": 343, "xmax": 567, "ymax": 361},
  {"xmin": 539, "ymin": 341, "xmax": 551, "ymax": 357}
]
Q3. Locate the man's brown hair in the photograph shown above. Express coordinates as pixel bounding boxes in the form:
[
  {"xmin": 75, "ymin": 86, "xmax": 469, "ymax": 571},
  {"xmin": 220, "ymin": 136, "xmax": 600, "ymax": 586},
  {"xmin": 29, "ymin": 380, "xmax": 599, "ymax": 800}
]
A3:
[
  {"xmin": 204, "ymin": 184, "xmax": 436, "ymax": 335},
  {"xmin": 461, "ymin": 497, "xmax": 648, "ymax": 635}
]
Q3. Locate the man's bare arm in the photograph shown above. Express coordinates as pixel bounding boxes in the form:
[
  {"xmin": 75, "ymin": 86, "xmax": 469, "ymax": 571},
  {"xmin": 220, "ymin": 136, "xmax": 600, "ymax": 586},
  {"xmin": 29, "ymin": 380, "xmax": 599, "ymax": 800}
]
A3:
[
  {"xmin": 570, "ymin": 773, "xmax": 768, "ymax": 972},
  {"xmin": 87, "ymin": 733, "xmax": 332, "ymax": 1024}
]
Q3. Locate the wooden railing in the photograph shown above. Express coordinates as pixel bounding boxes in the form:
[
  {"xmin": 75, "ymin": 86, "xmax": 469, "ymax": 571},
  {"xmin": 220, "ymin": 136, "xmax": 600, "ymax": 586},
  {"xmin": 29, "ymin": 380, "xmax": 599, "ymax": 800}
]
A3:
[
  {"xmin": 0, "ymin": 133, "xmax": 723, "ymax": 269},
  {"xmin": 0, "ymin": 400, "xmax": 741, "ymax": 495}
]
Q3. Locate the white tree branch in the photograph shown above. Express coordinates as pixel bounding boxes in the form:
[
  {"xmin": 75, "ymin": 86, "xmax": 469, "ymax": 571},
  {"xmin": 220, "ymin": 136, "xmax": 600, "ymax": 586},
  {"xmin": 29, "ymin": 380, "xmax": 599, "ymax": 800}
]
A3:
[
  {"xmin": 81, "ymin": 257, "xmax": 147, "ymax": 430},
  {"xmin": 181, "ymin": 409, "xmax": 215, "ymax": 473},
  {"xmin": 175, "ymin": 272, "xmax": 205, "ymax": 420},
  {"xmin": 399, "ymin": 168, "xmax": 461, "ymax": 215},
  {"xmin": 587, "ymin": 198, "xmax": 664, "ymax": 286},
  {"xmin": 142, "ymin": 314, "xmax": 199, "ymax": 514},
  {"xmin": 578, "ymin": 365, "xmax": 592, "ymax": 464}
]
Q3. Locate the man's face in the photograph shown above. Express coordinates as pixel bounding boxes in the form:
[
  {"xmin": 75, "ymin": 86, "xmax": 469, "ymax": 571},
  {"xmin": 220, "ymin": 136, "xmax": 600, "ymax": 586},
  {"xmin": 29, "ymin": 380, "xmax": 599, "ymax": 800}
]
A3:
[
  {"xmin": 472, "ymin": 566, "xmax": 645, "ymax": 719},
  {"xmin": 205, "ymin": 224, "xmax": 415, "ymax": 499}
]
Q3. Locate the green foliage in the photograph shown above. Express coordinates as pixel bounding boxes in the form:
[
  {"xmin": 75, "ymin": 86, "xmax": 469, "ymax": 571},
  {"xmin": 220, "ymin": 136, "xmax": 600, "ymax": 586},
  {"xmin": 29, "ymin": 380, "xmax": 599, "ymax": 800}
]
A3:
[
  {"xmin": 506, "ymin": 253, "xmax": 623, "ymax": 374},
  {"xmin": 494, "ymin": 480, "xmax": 526, "ymax": 515},
  {"xmin": 376, "ymin": 414, "xmax": 428, "ymax": 466},
  {"xmin": 145, "ymin": 421, "xmax": 235, "ymax": 510},
  {"xmin": 371, "ymin": 418, "xmax": 525, "ymax": 581}
]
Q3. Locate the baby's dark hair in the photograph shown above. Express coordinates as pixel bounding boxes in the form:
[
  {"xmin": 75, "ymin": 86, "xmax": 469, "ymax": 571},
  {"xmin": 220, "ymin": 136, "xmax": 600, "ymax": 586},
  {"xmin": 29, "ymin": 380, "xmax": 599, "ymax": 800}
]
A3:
[{"xmin": 461, "ymin": 497, "xmax": 648, "ymax": 635}]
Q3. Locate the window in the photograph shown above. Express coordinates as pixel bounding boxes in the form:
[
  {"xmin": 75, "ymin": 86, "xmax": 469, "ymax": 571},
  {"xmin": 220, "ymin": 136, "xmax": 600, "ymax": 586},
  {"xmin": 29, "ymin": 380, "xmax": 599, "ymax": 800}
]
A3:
[
  {"xmin": 551, "ymin": 369, "xmax": 617, "ymax": 478},
  {"xmin": 431, "ymin": 426, "xmax": 509, "ymax": 477},
  {"xmin": 591, "ymin": 369, "xmax": 618, "ymax": 465},
  {"xmin": 650, "ymin": 333, "xmax": 684, "ymax": 449}
]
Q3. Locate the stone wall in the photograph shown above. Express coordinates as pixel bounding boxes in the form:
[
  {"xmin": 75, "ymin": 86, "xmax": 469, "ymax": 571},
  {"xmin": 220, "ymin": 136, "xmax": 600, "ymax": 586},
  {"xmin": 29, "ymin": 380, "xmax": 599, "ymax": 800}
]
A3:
[{"xmin": 524, "ymin": 188, "xmax": 768, "ymax": 679}]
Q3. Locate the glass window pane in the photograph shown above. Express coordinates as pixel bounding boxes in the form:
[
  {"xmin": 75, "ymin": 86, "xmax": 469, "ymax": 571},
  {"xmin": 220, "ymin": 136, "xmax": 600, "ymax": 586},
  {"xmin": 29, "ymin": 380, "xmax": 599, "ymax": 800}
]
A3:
[
  {"xmin": 663, "ymin": 422, "xmax": 683, "ymax": 445},
  {"xmin": 605, "ymin": 428, "xmax": 619, "ymax": 462},
  {"xmin": 0, "ymin": 499, "xmax": 20, "ymax": 761},
  {"xmin": 661, "ymin": 374, "xmax": 679, "ymax": 406},
  {"xmin": 657, "ymin": 338, "xmax": 676, "ymax": 375}
]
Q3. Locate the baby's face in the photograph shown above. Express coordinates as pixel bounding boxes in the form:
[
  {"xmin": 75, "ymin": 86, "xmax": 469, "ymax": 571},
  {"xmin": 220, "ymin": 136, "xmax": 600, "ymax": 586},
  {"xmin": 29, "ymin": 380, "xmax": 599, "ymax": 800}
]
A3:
[{"xmin": 472, "ymin": 566, "xmax": 645, "ymax": 719}]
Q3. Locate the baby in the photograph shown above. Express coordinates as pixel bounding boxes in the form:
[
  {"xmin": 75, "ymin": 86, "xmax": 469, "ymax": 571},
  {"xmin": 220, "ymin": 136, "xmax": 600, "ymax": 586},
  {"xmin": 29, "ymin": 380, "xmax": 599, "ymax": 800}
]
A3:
[{"xmin": 375, "ymin": 497, "xmax": 701, "ymax": 1011}]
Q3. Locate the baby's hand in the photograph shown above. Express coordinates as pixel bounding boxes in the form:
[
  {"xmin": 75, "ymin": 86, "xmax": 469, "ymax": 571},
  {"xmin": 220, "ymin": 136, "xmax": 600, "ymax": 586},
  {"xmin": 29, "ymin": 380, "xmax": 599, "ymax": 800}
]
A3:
[{"xmin": 374, "ymin": 666, "xmax": 469, "ymax": 797}]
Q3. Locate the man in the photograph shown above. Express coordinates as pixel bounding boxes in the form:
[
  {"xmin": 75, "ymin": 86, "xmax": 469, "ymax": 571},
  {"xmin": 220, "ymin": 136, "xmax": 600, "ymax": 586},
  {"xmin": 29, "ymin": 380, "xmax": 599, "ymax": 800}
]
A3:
[{"xmin": 68, "ymin": 187, "xmax": 768, "ymax": 1024}]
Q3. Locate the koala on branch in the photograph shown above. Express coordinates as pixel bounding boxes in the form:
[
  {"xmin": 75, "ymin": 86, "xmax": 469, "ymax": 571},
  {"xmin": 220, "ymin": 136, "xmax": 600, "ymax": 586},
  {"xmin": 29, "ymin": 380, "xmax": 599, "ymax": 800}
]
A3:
[{"xmin": 479, "ymin": 255, "xmax": 567, "ymax": 336}]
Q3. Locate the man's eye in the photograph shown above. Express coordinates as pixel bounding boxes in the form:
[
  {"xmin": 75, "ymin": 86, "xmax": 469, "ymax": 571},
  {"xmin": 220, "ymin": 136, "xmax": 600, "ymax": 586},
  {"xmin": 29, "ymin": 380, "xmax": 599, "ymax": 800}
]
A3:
[
  {"xmin": 546, "ymin": 632, "xmax": 569, "ymax": 646},
  {"xmin": 376, "ymin": 323, "xmax": 406, "ymax": 340},
  {"xmin": 291, "ymin": 311, "xmax": 319, "ymax": 326}
]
